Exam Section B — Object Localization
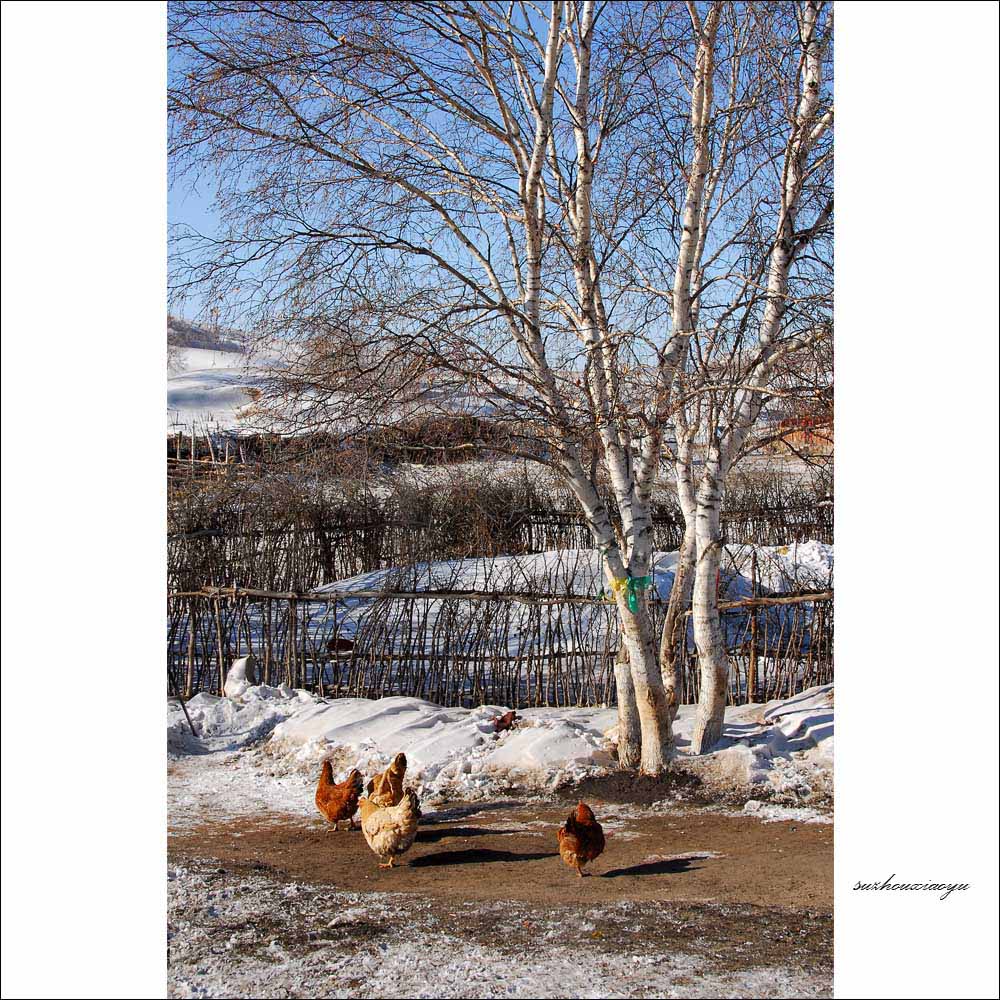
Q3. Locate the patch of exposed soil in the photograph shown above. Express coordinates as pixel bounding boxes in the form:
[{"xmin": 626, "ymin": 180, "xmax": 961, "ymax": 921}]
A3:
[{"xmin": 169, "ymin": 799, "xmax": 831, "ymax": 910}]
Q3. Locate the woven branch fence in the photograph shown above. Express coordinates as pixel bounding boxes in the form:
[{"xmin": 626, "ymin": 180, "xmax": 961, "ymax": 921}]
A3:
[
  {"xmin": 167, "ymin": 586, "xmax": 833, "ymax": 709},
  {"xmin": 168, "ymin": 503, "xmax": 833, "ymax": 595}
]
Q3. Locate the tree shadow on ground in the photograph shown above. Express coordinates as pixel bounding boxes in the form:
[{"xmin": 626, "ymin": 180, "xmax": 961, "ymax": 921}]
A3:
[
  {"xmin": 410, "ymin": 847, "xmax": 557, "ymax": 867},
  {"xmin": 601, "ymin": 854, "xmax": 710, "ymax": 878}
]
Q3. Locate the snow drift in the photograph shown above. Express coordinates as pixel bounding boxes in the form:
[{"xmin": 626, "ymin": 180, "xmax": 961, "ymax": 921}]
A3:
[{"xmin": 168, "ymin": 675, "xmax": 833, "ymax": 822}]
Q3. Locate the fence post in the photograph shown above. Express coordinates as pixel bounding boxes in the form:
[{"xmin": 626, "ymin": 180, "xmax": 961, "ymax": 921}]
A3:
[
  {"xmin": 213, "ymin": 597, "xmax": 225, "ymax": 694},
  {"xmin": 747, "ymin": 551, "xmax": 759, "ymax": 703},
  {"xmin": 185, "ymin": 602, "xmax": 197, "ymax": 699}
]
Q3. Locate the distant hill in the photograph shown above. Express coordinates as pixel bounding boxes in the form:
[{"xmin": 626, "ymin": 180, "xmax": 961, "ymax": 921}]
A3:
[{"xmin": 168, "ymin": 315, "xmax": 245, "ymax": 353}]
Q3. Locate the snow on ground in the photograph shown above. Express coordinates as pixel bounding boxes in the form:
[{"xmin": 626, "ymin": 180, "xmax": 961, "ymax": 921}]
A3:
[
  {"xmin": 739, "ymin": 800, "xmax": 832, "ymax": 824},
  {"xmin": 312, "ymin": 542, "xmax": 832, "ymax": 656},
  {"xmin": 168, "ymin": 679, "xmax": 833, "ymax": 827},
  {"xmin": 322, "ymin": 543, "xmax": 832, "ymax": 602},
  {"xmin": 168, "ymin": 682, "xmax": 316, "ymax": 755},
  {"xmin": 168, "ymin": 860, "xmax": 831, "ymax": 999},
  {"xmin": 268, "ymin": 697, "xmax": 618, "ymax": 798},
  {"xmin": 168, "ymin": 346, "xmax": 263, "ymax": 431}
]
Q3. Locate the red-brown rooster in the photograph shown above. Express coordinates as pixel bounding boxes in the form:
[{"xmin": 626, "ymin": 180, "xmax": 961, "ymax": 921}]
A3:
[
  {"xmin": 492, "ymin": 710, "xmax": 518, "ymax": 734},
  {"xmin": 556, "ymin": 802, "xmax": 606, "ymax": 877},
  {"xmin": 315, "ymin": 763, "xmax": 364, "ymax": 831}
]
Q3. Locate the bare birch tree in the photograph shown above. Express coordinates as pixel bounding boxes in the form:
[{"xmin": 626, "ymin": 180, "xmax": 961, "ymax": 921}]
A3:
[
  {"xmin": 674, "ymin": 1, "xmax": 833, "ymax": 751},
  {"xmin": 597, "ymin": 1, "xmax": 832, "ymax": 752},
  {"xmin": 170, "ymin": 0, "xmax": 718, "ymax": 773},
  {"xmin": 169, "ymin": 0, "xmax": 832, "ymax": 766}
]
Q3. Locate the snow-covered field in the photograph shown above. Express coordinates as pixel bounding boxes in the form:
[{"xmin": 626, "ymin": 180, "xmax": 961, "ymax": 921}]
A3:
[
  {"xmin": 168, "ymin": 345, "xmax": 262, "ymax": 431},
  {"xmin": 168, "ymin": 678, "xmax": 832, "ymax": 827},
  {"xmin": 325, "ymin": 541, "xmax": 832, "ymax": 602},
  {"xmin": 173, "ymin": 541, "xmax": 831, "ymax": 713}
]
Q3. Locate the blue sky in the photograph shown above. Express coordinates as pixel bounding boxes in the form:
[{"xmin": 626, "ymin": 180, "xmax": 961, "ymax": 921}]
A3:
[
  {"xmin": 169, "ymin": 181, "xmax": 216, "ymax": 233},
  {"xmin": 168, "ymin": 175, "xmax": 220, "ymax": 320}
]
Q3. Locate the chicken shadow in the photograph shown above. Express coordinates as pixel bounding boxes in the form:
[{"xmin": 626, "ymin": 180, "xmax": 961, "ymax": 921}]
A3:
[
  {"xmin": 410, "ymin": 847, "xmax": 557, "ymax": 867},
  {"xmin": 601, "ymin": 854, "xmax": 711, "ymax": 878},
  {"xmin": 420, "ymin": 801, "xmax": 525, "ymax": 824},
  {"xmin": 415, "ymin": 825, "xmax": 522, "ymax": 844}
]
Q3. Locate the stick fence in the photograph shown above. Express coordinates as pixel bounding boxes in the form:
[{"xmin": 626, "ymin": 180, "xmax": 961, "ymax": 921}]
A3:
[{"xmin": 167, "ymin": 587, "xmax": 833, "ymax": 709}]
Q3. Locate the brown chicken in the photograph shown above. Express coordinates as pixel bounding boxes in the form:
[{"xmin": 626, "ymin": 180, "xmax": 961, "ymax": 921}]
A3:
[
  {"xmin": 556, "ymin": 802, "xmax": 606, "ymax": 876},
  {"xmin": 326, "ymin": 636, "xmax": 355, "ymax": 655},
  {"xmin": 492, "ymin": 710, "xmax": 518, "ymax": 734},
  {"xmin": 358, "ymin": 789, "xmax": 421, "ymax": 868},
  {"xmin": 315, "ymin": 763, "xmax": 364, "ymax": 830},
  {"xmin": 366, "ymin": 752, "xmax": 408, "ymax": 807}
]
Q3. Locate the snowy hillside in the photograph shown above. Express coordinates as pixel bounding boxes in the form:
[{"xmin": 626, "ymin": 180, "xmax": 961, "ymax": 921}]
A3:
[
  {"xmin": 167, "ymin": 345, "xmax": 262, "ymax": 431},
  {"xmin": 168, "ymin": 315, "xmax": 244, "ymax": 352}
]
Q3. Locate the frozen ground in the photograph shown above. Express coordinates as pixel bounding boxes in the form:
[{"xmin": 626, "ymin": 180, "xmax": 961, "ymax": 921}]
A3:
[
  {"xmin": 168, "ymin": 858, "xmax": 831, "ymax": 999},
  {"xmin": 168, "ymin": 681, "xmax": 832, "ymax": 827}
]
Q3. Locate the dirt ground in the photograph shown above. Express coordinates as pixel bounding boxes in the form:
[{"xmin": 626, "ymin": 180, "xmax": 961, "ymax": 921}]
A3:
[
  {"xmin": 169, "ymin": 798, "xmax": 831, "ymax": 996},
  {"xmin": 169, "ymin": 799, "xmax": 832, "ymax": 911}
]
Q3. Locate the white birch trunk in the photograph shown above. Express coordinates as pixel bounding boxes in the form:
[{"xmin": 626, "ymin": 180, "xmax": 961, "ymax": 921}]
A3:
[
  {"xmin": 659, "ymin": 428, "xmax": 698, "ymax": 737},
  {"xmin": 553, "ymin": 1, "xmax": 673, "ymax": 774},
  {"xmin": 613, "ymin": 645, "xmax": 641, "ymax": 768},
  {"xmin": 660, "ymin": 521, "xmax": 695, "ymax": 729},
  {"xmin": 637, "ymin": 5, "xmax": 720, "ymax": 745},
  {"xmin": 616, "ymin": 592, "xmax": 671, "ymax": 774},
  {"xmin": 688, "ymin": 1, "xmax": 831, "ymax": 753},
  {"xmin": 689, "ymin": 460, "xmax": 729, "ymax": 752}
]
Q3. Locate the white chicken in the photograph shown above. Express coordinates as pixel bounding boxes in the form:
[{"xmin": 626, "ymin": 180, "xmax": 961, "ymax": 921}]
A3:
[{"xmin": 358, "ymin": 789, "xmax": 421, "ymax": 868}]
